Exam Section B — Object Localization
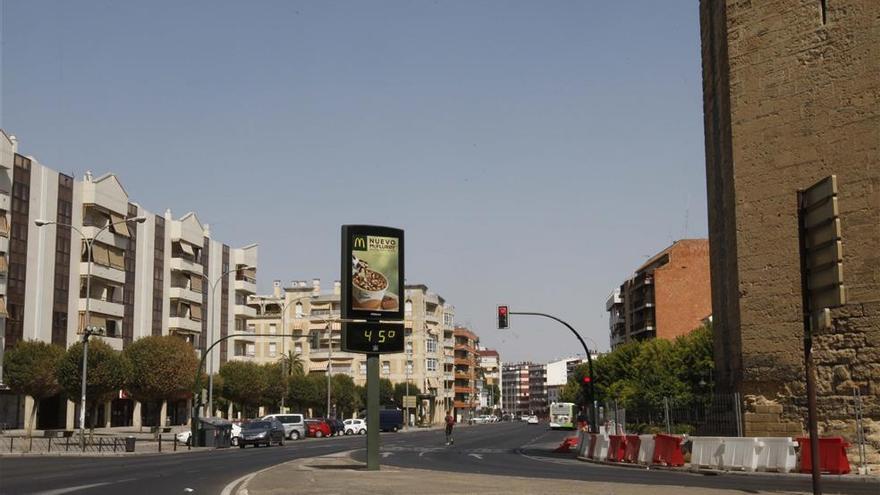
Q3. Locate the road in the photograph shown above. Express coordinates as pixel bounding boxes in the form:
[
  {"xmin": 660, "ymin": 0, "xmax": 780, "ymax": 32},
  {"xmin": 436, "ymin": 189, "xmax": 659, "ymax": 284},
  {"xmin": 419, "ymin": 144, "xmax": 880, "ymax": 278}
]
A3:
[{"xmin": 1, "ymin": 422, "xmax": 875, "ymax": 494}]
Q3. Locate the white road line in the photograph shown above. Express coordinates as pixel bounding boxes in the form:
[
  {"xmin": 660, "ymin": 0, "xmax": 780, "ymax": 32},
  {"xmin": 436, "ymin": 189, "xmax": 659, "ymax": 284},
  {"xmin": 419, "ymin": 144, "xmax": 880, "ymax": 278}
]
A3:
[
  {"xmin": 33, "ymin": 482, "xmax": 112, "ymax": 495},
  {"xmin": 467, "ymin": 453, "xmax": 483, "ymax": 460}
]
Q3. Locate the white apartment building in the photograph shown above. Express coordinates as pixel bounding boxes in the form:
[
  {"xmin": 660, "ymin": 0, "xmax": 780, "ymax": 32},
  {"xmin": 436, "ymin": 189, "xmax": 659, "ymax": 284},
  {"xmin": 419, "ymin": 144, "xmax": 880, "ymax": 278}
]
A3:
[
  {"xmin": 477, "ymin": 348, "xmax": 500, "ymax": 412},
  {"xmin": 0, "ymin": 131, "xmax": 257, "ymax": 430},
  {"xmin": 241, "ymin": 280, "xmax": 456, "ymax": 425}
]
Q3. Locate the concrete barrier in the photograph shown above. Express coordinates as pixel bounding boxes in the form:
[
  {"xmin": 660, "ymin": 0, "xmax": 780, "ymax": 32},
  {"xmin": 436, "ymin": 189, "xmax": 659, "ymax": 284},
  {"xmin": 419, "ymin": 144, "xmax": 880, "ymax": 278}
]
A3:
[{"xmin": 755, "ymin": 437, "xmax": 797, "ymax": 473}]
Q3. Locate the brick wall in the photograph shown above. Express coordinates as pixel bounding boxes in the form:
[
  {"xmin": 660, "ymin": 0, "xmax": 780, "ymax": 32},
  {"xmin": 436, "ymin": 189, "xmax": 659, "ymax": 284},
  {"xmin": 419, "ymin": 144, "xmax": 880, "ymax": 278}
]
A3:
[
  {"xmin": 700, "ymin": 0, "xmax": 879, "ymax": 462},
  {"xmin": 654, "ymin": 240, "xmax": 712, "ymax": 340}
]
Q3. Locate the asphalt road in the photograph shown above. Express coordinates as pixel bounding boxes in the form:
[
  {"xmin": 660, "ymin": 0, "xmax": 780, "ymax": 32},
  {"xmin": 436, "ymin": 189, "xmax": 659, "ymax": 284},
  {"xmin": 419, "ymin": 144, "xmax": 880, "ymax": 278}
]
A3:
[{"xmin": 1, "ymin": 422, "xmax": 876, "ymax": 495}]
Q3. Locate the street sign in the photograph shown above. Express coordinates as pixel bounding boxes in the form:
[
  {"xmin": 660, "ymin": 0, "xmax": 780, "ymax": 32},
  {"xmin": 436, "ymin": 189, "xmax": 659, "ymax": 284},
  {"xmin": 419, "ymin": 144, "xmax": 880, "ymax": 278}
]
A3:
[
  {"xmin": 402, "ymin": 395, "xmax": 417, "ymax": 408},
  {"xmin": 799, "ymin": 175, "xmax": 846, "ymax": 313},
  {"xmin": 341, "ymin": 225, "xmax": 405, "ymax": 354}
]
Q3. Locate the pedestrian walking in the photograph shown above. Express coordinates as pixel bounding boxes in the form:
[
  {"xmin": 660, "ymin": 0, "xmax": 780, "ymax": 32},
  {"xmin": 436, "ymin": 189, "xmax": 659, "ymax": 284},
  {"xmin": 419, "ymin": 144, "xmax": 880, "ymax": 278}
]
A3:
[{"xmin": 445, "ymin": 410, "xmax": 455, "ymax": 446}]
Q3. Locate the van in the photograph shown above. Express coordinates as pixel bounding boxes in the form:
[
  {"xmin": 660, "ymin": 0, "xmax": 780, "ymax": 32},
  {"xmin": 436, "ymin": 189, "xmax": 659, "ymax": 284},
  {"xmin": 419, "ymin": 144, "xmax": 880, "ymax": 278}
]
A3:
[
  {"xmin": 379, "ymin": 409, "xmax": 404, "ymax": 432},
  {"xmin": 261, "ymin": 413, "xmax": 306, "ymax": 440}
]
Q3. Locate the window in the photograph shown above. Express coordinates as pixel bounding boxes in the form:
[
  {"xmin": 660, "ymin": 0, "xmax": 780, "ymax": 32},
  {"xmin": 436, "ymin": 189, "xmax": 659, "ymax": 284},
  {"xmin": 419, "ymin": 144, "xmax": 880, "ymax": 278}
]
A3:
[
  {"xmin": 269, "ymin": 343, "xmax": 277, "ymax": 357},
  {"xmin": 269, "ymin": 323, "xmax": 277, "ymax": 335},
  {"xmin": 426, "ymin": 358, "xmax": 438, "ymax": 372},
  {"xmin": 382, "ymin": 361, "xmax": 391, "ymax": 375},
  {"xmin": 246, "ymin": 343, "xmax": 255, "ymax": 357},
  {"xmin": 405, "ymin": 299, "xmax": 412, "ymax": 314},
  {"xmin": 406, "ymin": 360, "xmax": 413, "ymax": 375},
  {"xmin": 426, "ymin": 337, "xmax": 437, "ymax": 354},
  {"xmin": 295, "ymin": 302, "xmax": 303, "ymax": 318},
  {"xmin": 360, "ymin": 362, "xmax": 367, "ymax": 375},
  {"xmin": 405, "ymin": 340, "xmax": 413, "ymax": 355},
  {"xmin": 295, "ymin": 343, "xmax": 302, "ymax": 354}
]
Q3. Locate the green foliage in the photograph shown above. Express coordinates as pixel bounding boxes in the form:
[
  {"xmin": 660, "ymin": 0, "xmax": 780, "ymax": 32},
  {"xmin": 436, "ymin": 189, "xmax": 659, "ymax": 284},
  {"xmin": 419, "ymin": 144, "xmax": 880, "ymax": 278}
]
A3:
[
  {"xmin": 287, "ymin": 373, "xmax": 325, "ymax": 413},
  {"xmin": 488, "ymin": 384, "xmax": 500, "ymax": 405},
  {"xmin": 57, "ymin": 339, "xmax": 130, "ymax": 407},
  {"xmin": 123, "ymin": 336, "xmax": 197, "ymax": 403},
  {"xmin": 261, "ymin": 362, "xmax": 286, "ymax": 410},
  {"xmin": 356, "ymin": 377, "xmax": 395, "ymax": 407},
  {"xmin": 564, "ymin": 324, "xmax": 715, "ymax": 414},
  {"xmin": 219, "ymin": 361, "xmax": 267, "ymax": 410},
  {"xmin": 4, "ymin": 340, "xmax": 65, "ymax": 400},
  {"xmin": 332, "ymin": 374, "xmax": 361, "ymax": 418},
  {"xmin": 279, "ymin": 350, "xmax": 305, "ymax": 377}
]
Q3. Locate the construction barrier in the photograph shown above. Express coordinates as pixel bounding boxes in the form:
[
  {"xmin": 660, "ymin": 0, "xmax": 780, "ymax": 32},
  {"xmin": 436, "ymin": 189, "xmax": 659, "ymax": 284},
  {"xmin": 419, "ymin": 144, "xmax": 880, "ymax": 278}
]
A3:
[
  {"xmin": 796, "ymin": 437, "xmax": 851, "ymax": 475},
  {"xmin": 587, "ymin": 433, "xmax": 598, "ymax": 459},
  {"xmin": 690, "ymin": 437, "xmax": 725, "ymax": 470},
  {"xmin": 623, "ymin": 435, "xmax": 641, "ymax": 464},
  {"xmin": 607, "ymin": 435, "xmax": 627, "ymax": 462},
  {"xmin": 720, "ymin": 437, "xmax": 763, "ymax": 472},
  {"xmin": 593, "ymin": 433, "xmax": 610, "ymax": 460},
  {"xmin": 577, "ymin": 430, "xmax": 590, "ymax": 457},
  {"xmin": 637, "ymin": 434, "xmax": 655, "ymax": 465},
  {"xmin": 652, "ymin": 434, "xmax": 685, "ymax": 467},
  {"xmin": 554, "ymin": 436, "xmax": 579, "ymax": 453},
  {"xmin": 755, "ymin": 437, "xmax": 798, "ymax": 473}
]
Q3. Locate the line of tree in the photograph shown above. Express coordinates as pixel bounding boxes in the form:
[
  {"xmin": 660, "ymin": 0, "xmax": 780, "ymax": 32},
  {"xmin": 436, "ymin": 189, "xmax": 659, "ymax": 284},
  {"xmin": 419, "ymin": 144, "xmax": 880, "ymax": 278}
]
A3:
[{"xmin": 560, "ymin": 323, "xmax": 715, "ymax": 414}]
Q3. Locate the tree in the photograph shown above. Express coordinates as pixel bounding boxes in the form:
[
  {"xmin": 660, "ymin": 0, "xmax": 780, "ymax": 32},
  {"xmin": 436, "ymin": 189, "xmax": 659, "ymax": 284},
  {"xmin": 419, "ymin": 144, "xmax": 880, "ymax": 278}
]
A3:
[
  {"xmin": 279, "ymin": 350, "xmax": 305, "ymax": 377},
  {"xmin": 287, "ymin": 373, "xmax": 324, "ymax": 413},
  {"xmin": 488, "ymin": 384, "xmax": 500, "ymax": 406},
  {"xmin": 123, "ymin": 336, "xmax": 198, "ymax": 423},
  {"xmin": 358, "ymin": 378, "xmax": 395, "ymax": 407},
  {"xmin": 219, "ymin": 361, "xmax": 267, "ymax": 416},
  {"xmin": 3, "ymin": 341, "xmax": 65, "ymax": 436},
  {"xmin": 332, "ymin": 374, "xmax": 361, "ymax": 418},
  {"xmin": 261, "ymin": 363, "xmax": 286, "ymax": 412},
  {"xmin": 57, "ymin": 339, "xmax": 131, "ymax": 428}
]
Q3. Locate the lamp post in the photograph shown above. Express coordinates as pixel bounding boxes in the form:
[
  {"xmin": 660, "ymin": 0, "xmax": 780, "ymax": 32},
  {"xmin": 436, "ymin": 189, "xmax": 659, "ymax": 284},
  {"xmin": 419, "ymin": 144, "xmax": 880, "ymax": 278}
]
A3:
[{"xmin": 35, "ymin": 215, "xmax": 147, "ymax": 446}]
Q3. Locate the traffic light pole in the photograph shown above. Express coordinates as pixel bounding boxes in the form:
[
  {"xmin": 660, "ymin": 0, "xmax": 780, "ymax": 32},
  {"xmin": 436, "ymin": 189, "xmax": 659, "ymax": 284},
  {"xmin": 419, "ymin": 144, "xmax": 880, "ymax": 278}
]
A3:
[{"xmin": 509, "ymin": 312, "xmax": 597, "ymax": 433}]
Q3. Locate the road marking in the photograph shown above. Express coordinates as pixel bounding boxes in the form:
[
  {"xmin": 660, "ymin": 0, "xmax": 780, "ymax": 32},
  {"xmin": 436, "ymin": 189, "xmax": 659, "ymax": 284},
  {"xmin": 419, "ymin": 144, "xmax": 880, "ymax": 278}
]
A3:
[
  {"xmin": 34, "ymin": 482, "xmax": 112, "ymax": 495},
  {"xmin": 468, "ymin": 453, "xmax": 483, "ymax": 460},
  {"xmin": 380, "ymin": 452, "xmax": 393, "ymax": 458}
]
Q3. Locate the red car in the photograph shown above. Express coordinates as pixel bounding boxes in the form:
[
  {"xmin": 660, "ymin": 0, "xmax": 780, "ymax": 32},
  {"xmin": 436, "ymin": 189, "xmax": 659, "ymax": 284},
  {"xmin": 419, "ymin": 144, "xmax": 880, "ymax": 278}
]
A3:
[{"xmin": 304, "ymin": 419, "xmax": 331, "ymax": 438}]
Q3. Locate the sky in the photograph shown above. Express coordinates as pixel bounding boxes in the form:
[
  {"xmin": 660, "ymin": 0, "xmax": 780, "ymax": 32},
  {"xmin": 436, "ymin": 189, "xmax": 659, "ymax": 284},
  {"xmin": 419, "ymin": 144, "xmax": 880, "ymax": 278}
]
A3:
[{"xmin": 0, "ymin": 0, "xmax": 708, "ymax": 363}]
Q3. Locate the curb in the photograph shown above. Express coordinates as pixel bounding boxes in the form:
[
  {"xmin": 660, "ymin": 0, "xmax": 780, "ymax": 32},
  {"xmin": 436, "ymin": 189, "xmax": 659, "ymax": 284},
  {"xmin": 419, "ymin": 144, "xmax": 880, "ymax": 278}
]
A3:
[{"xmin": 575, "ymin": 456, "xmax": 879, "ymax": 483}]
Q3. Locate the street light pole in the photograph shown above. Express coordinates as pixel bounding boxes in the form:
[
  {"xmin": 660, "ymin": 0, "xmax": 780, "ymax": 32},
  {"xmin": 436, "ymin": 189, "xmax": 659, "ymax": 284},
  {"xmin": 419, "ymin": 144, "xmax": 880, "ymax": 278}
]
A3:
[{"xmin": 35, "ymin": 215, "xmax": 146, "ymax": 446}]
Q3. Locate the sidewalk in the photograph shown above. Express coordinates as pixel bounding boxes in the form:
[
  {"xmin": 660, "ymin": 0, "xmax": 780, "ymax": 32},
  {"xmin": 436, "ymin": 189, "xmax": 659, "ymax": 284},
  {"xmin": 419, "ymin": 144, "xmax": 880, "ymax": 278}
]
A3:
[{"xmin": 232, "ymin": 451, "xmax": 785, "ymax": 495}]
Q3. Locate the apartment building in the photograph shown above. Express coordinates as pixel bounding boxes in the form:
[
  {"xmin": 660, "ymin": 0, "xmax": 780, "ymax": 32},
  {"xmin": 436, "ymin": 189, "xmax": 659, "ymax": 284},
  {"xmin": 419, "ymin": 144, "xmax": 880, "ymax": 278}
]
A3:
[
  {"xmin": 452, "ymin": 326, "xmax": 479, "ymax": 421},
  {"xmin": 241, "ymin": 280, "xmax": 456, "ymax": 425},
  {"xmin": 476, "ymin": 348, "xmax": 500, "ymax": 412},
  {"xmin": 606, "ymin": 239, "xmax": 711, "ymax": 349},
  {"xmin": 0, "ymin": 132, "xmax": 257, "ymax": 430},
  {"xmin": 501, "ymin": 362, "xmax": 530, "ymax": 417},
  {"xmin": 546, "ymin": 356, "xmax": 583, "ymax": 404},
  {"xmin": 528, "ymin": 363, "xmax": 548, "ymax": 417}
]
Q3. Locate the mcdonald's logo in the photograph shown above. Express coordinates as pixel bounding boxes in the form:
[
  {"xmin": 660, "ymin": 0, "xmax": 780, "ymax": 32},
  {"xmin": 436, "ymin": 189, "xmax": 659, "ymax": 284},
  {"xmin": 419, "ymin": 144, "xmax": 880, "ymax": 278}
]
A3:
[{"xmin": 353, "ymin": 236, "xmax": 368, "ymax": 251}]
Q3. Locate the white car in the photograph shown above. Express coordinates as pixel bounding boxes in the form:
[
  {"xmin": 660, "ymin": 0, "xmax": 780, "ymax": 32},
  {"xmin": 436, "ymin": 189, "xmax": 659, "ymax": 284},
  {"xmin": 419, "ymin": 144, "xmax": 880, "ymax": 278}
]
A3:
[
  {"xmin": 343, "ymin": 418, "xmax": 367, "ymax": 435},
  {"xmin": 527, "ymin": 415, "xmax": 539, "ymax": 425}
]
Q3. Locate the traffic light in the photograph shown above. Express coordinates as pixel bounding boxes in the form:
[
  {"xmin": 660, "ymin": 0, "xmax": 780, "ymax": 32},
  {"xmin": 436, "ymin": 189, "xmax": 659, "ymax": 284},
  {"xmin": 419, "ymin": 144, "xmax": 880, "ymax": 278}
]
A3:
[
  {"xmin": 582, "ymin": 376, "xmax": 591, "ymax": 384},
  {"xmin": 497, "ymin": 305, "xmax": 509, "ymax": 329}
]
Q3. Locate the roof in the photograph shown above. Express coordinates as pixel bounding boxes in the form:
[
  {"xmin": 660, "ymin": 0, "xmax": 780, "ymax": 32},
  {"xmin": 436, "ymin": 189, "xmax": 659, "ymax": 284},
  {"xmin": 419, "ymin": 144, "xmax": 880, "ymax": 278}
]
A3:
[
  {"xmin": 637, "ymin": 238, "xmax": 708, "ymax": 273},
  {"xmin": 478, "ymin": 349, "xmax": 499, "ymax": 357}
]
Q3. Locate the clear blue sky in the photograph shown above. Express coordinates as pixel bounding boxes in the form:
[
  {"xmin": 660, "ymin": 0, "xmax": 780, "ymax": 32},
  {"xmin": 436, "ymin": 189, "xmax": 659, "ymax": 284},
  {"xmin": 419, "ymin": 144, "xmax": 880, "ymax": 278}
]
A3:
[{"xmin": 0, "ymin": 0, "xmax": 707, "ymax": 362}]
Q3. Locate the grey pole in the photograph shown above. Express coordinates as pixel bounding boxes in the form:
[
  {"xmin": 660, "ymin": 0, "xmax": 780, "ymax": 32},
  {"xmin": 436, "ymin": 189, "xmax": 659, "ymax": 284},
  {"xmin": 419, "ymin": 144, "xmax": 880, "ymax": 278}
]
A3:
[
  {"xmin": 366, "ymin": 353, "xmax": 380, "ymax": 471},
  {"xmin": 79, "ymin": 238, "xmax": 94, "ymax": 448},
  {"xmin": 327, "ymin": 322, "xmax": 332, "ymax": 418},
  {"xmin": 280, "ymin": 298, "xmax": 286, "ymax": 413}
]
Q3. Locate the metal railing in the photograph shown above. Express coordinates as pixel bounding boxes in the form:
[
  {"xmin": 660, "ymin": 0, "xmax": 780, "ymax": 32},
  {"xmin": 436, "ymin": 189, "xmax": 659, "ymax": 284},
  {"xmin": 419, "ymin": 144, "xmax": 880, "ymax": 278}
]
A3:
[
  {"xmin": 0, "ymin": 433, "xmax": 192, "ymax": 454},
  {"xmin": 602, "ymin": 393, "xmax": 743, "ymax": 436}
]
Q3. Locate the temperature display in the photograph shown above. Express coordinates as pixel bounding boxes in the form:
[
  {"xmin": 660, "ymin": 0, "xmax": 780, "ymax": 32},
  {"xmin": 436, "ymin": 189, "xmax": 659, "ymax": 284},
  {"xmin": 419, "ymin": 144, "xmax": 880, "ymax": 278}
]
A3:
[{"xmin": 342, "ymin": 322, "xmax": 405, "ymax": 353}]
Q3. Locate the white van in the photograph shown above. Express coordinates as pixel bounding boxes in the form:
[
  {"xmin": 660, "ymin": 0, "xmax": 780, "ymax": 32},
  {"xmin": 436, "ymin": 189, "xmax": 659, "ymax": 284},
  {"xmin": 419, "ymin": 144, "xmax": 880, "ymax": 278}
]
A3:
[{"xmin": 261, "ymin": 413, "xmax": 306, "ymax": 440}]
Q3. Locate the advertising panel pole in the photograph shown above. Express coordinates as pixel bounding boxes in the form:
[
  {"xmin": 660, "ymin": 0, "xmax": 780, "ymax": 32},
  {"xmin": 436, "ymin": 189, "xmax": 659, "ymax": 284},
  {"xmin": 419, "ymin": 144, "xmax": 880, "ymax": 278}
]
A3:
[{"xmin": 366, "ymin": 353, "xmax": 380, "ymax": 471}]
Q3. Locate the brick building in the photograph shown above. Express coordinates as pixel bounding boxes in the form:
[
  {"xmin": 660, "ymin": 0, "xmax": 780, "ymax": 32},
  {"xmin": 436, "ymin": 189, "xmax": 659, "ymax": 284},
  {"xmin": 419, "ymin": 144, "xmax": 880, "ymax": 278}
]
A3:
[
  {"xmin": 607, "ymin": 239, "xmax": 712, "ymax": 349},
  {"xmin": 700, "ymin": 0, "xmax": 879, "ymax": 458}
]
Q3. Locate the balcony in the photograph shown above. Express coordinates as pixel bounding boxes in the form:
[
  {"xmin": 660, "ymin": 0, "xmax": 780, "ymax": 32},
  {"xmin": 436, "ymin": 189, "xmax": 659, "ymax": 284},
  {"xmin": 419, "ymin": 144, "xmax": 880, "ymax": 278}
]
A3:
[
  {"xmin": 168, "ymin": 316, "xmax": 201, "ymax": 333},
  {"xmin": 453, "ymin": 358, "xmax": 470, "ymax": 366},
  {"xmin": 82, "ymin": 262, "xmax": 125, "ymax": 284},
  {"xmin": 453, "ymin": 400, "xmax": 474, "ymax": 409},
  {"xmin": 235, "ymin": 304, "xmax": 257, "ymax": 318},
  {"xmin": 81, "ymin": 226, "xmax": 129, "ymax": 250},
  {"xmin": 424, "ymin": 312, "xmax": 440, "ymax": 324},
  {"xmin": 0, "ymin": 191, "xmax": 9, "ymax": 211},
  {"xmin": 454, "ymin": 386, "xmax": 474, "ymax": 394},
  {"xmin": 169, "ymin": 256, "xmax": 203, "ymax": 275},
  {"xmin": 443, "ymin": 339, "xmax": 454, "ymax": 348},
  {"xmin": 169, "ymin": 286, "xmax": 203, "ymax": 304},
  {"xmin": 78, "ymin": 298, "xmax": 124, "ymax": 318},
  {"xmin": 234, "ymin": 278, "xmax": 256, "ymax": 294}
]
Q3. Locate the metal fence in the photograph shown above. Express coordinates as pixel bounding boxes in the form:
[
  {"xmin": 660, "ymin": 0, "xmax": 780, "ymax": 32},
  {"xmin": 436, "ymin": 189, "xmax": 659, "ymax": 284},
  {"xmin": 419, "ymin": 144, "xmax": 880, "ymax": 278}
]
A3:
[
  {"xmin": 601, "ymin": 393, "xmax": 743, "ymax": 437},
  {"xmin": 0, "ymin": 433, "xmax": 188, "ymax": 454}
]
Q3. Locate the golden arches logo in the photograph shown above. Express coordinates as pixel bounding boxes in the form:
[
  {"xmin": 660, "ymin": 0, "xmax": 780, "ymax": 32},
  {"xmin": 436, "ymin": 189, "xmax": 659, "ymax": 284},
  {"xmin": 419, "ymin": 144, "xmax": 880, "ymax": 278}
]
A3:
[{"xmin": 353, "ymin": 236, "xmax": 367, "ymax": 250}]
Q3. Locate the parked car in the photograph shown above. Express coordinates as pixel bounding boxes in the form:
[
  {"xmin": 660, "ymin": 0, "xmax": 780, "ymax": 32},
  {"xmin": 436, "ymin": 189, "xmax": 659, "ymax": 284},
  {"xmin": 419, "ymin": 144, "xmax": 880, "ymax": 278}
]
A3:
[
  {"xmin": 261, "ymin": 413, "xmax": 306, "ymax": 440},
  {"xmin": 379, "ymin": 409, "xmax": 404, "ymax": 432},
  {"xmin": 527, "ymin": 415, "xmax": 539, "ymax": 425},
  {"xmin": 472, "ymin": 415, "xmax": 490, "ymax": 424},
  {"xmin": 176, "ymin": 422, "xmax": 242, "ymax": 446},
  {"xmin": 239, "ymin": 419, "xmax": 285, "ymax": 448},
  {"xmin": 304, "ymin": 419, "xmax": 332, "ymax": 438},
  {"xmin": 343, "ymin": 418, "xmax": 367, "ymax": 435}
]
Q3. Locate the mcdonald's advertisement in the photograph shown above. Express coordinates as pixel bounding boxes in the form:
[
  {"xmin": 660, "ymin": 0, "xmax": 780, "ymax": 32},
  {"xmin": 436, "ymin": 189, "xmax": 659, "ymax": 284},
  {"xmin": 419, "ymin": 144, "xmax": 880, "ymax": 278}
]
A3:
[{"xmin": 350, "ymin": 234, "xmax": 400, "ymax": 312}]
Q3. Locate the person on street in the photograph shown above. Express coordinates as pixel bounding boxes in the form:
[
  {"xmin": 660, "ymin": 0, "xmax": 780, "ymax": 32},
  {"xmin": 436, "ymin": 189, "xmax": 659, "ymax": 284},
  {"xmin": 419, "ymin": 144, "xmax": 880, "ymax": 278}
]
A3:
[{"xmin": 445, "ymin": 410, "xmax": 455, "ymax": 445}]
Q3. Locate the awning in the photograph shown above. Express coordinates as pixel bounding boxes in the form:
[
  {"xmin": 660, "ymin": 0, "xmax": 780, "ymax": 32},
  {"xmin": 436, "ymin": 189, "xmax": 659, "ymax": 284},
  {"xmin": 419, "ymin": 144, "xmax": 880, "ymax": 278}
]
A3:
[
  {"xmin": 179, "ymin": 242, "xmax": 195, "ymax": 256},
  {"xmin": 0, "ymin": 254, "xmax": 7, "ymax": 273},
  {"xmin": 190, "ymin": 304, "xmax": 203, "ymax": 322},
  {"xmin": 90, "ymin": 243, "xmax": 111, "ymax": 267},
  {"xmin": 109, "ymin": 213, "xmax": 131, "ymax": 238},
  {"xmin": 0, "ymin": 296, "xmax": 7, "ymax": 317},
  {"xmin": 190, "ymin": 275, "xmax": 203, "ymax": 292},
  {"xmin": 0, "ymin": 215, "xmax": 8, "ymax": 237},
  {"xmin": 108, "ymin": 246, "xmax": 125, "ymax": 270}
]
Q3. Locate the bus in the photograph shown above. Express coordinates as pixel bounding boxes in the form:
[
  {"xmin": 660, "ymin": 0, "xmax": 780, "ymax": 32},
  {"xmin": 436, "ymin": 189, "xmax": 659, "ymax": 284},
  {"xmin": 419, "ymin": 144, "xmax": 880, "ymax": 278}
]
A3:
[{"xmin": 549, "ymin": 402, "xmax": 576, "ymax": 430}]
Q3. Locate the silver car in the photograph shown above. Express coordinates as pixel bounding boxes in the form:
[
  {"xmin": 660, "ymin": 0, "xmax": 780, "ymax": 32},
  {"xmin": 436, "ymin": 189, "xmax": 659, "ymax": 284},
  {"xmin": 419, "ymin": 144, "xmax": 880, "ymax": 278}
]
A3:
[{"xmin": 261, "ymin": 413, "xmax": 306, "ymax": 440}]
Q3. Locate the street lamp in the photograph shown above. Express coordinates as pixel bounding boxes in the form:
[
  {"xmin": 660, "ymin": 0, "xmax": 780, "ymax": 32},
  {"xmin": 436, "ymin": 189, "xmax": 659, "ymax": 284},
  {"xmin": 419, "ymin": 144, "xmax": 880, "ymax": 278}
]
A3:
[{"xmin": 35, "ymin": 215, "xmax": 146, "ymax": 446}]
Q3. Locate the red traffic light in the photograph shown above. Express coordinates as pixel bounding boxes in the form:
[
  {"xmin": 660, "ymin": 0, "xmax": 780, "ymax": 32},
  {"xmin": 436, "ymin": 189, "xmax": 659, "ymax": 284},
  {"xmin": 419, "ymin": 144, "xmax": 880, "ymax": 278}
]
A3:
[
  {"xmin": 497, "ymin": 305, "xmax": 510, "ymax": 329},
  {"xmin": 499, "ymin": 306, "xmax": 507, "ymax": 316},
  {"xmin": 582, "ymin": 376, "xmax": 591, "ymax": 384}
]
